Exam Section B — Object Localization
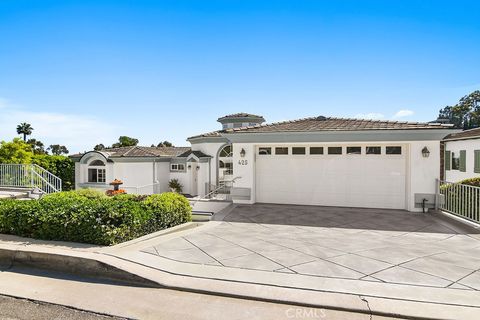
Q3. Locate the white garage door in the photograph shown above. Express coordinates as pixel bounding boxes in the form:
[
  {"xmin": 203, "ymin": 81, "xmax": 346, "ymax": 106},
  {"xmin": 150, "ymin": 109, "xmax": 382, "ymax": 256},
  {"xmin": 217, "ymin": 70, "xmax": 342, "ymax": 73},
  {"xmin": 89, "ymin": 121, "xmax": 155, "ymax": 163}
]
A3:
[{"xmin": 255, "ymin": 146, "xmax": 406, "ymax": 209}]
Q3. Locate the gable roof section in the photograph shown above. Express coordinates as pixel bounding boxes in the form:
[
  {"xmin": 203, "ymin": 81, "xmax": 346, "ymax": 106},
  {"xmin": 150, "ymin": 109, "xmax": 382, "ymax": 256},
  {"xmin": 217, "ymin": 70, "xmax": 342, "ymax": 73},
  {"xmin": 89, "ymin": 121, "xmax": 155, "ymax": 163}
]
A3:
[
  {"xmin": 443, "ymin": 127, "xmax": 480, "ymax": 141},
  {"xmin": 177, "ymin": 150, "xmax": 211, "ymax": 158},
  {"xmin": 70, "ymin": 146, "xmax": 190, "ymax": 159},
  {"xmin": 223, "ymin": 117, "xmax": 453, "ymax": 134}
]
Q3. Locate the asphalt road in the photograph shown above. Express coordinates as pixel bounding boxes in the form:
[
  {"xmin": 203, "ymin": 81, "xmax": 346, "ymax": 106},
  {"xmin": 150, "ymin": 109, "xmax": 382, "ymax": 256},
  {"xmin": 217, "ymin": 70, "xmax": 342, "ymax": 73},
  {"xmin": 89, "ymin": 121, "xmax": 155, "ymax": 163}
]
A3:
[{"xmin": 0, "ymin": 295, "xmax": 127, "ymax": 320}]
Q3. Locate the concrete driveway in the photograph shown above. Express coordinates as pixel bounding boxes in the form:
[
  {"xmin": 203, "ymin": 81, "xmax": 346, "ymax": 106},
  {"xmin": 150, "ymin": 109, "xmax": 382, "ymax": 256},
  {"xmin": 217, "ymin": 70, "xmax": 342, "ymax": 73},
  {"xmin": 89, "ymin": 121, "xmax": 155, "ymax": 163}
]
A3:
[{"xmin": 143, "ymin": 204, "xmax": 480, "ymax": 290}]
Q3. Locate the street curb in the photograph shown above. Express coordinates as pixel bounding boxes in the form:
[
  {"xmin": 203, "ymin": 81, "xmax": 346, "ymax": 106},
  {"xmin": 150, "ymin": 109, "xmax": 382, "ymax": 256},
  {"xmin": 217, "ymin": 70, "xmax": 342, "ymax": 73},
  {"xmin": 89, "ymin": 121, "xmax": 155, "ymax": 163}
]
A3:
[{"xmin": 0, "ymin": 248, "xmax": 161, "ymax": 288}]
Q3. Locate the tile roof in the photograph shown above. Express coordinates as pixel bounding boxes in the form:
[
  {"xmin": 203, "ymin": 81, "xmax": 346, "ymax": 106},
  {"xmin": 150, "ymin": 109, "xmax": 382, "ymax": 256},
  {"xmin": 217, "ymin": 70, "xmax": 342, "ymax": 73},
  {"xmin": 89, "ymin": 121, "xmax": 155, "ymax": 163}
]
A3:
[
  {"xmin": 177, "ymin": 150, "xmax": 212, "ymax": 158},
  {"xmin": 70, "ymin": 146, "xmax": 191, "ymax": 159},
  {"xmin": 222, "ymin": 116, "xmax": 454, "ymax": 134},
  {"xmin": 443, "ymin": 127, "xmax": 480, "ymax": 141},
  {"xmin": 219, "ymin": 113, "xmax": 264, "ymax": 119}
]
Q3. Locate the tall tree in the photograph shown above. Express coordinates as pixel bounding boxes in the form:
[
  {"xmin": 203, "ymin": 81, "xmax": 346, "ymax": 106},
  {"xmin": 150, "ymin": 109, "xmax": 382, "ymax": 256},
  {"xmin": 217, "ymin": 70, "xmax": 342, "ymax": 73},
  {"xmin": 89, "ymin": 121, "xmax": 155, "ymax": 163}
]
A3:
[
  {"xmin": 48, "ymin": 144, "xmax": 69, "ymax": 155},
  {"xmin": 16, "ymin": 122, "xmax": 34, "ymax": 141},
  {"xmin": 157, "ymin": 141, "xmax": 173, "ymax": 147},
  {"xmin": 112, "ymin": 136, "xmax": 139, "ymax": 148},
  {"xmin": 437, "ymin": 90, "xmax": 480, "ymax": 129},
  {"xmin": 27, "ymin": 138, "xmax": 46, "ymax": 155}
]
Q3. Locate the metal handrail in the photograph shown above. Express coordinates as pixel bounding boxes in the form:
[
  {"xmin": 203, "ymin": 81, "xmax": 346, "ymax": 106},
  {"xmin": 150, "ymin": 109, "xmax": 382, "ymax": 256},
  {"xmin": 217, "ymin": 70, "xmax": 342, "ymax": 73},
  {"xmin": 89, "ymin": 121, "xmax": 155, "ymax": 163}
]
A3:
[
  {"xmin": 122, "ymin": 182, "xmax": 162, "ymax": 194},
  {"xmin": 0, "ymin": 163, "xmax": 62, "ymax": 194},
  {"xmin": 191, "ymin": 176, "xmax": 241, "ymax": 208}
]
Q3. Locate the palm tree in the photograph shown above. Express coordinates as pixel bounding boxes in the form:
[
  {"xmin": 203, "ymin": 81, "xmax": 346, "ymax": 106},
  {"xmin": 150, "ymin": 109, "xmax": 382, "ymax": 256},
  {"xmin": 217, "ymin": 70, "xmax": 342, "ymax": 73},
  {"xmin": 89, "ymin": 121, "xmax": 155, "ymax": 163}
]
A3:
[{"xmin": 16, "ymin": 122, "xmax": 34, "ymax": 141}]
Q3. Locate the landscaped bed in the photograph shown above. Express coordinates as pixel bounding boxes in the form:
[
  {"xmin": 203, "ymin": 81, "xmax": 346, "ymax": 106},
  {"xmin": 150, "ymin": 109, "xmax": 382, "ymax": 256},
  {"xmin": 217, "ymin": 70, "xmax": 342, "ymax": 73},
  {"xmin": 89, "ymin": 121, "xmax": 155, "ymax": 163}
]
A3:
[{"xmin": 0, "ymin": 189, "xmax": 192, "ymax": 245}]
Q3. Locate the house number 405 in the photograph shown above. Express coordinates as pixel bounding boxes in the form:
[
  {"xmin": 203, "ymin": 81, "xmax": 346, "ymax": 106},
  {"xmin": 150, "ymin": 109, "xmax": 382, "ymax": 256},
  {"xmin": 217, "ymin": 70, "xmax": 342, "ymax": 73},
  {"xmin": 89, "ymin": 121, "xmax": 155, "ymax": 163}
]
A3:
[{"xmin": 238, "ymin": 160, "xmax": 248, "ymax": 165}]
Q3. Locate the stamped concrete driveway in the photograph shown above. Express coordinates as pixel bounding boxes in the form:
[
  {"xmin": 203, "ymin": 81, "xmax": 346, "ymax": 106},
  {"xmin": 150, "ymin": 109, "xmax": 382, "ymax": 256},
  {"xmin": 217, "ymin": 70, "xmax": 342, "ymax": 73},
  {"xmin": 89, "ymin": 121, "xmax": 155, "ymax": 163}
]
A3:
[{"xmin": 143, "ymin": 204, "xmax": 480, "ymax": 291}]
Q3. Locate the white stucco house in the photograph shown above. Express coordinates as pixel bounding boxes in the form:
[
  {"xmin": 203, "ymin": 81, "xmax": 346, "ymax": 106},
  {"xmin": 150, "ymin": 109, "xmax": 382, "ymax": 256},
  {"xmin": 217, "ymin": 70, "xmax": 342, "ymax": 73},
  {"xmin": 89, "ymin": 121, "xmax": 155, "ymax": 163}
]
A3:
[
  {"xmin": 72, "ymin": 113, "xmax": 457, "ymax": 212},
  {"xmin": 443, "ymin": 127, "xmax": 480, "ymax": 182}
]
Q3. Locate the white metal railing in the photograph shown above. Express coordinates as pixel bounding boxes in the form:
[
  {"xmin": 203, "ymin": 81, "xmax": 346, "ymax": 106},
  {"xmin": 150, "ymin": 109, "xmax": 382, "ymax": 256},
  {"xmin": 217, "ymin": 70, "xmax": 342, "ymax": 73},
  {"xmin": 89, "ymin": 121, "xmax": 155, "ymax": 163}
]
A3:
[
  {"xmin": 192, "ymin": 176, "xmax": 242, "ymax": 207},
  {"xmin": 439, "ymin": 180, "xmax": 480, "ymax": 224},
  {"xmin": 0, "ymin": 164, "xmax": 62, "ymax": 194},
  {"xmin": 122, "ymin": 182, "xmax": 162, "ymax": 195}
]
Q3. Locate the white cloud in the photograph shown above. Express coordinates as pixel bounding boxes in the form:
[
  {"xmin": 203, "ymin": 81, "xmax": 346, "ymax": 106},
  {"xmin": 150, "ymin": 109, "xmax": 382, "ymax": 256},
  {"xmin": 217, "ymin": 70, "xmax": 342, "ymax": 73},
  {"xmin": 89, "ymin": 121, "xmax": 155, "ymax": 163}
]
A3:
[
  {"xmin": 0, "ymin": 98, "xmax": 119, "ymax": 153},
  {"xmin": 393, "ymin": 109, "xmax": 414, "ymax": 118},
  {"xmin": 0, "ymin": 97, "xmax": 10, "ymax": 109},
  {"xmin": 354, "ymin": 112, "xmax": 385, "ymax": 120}
]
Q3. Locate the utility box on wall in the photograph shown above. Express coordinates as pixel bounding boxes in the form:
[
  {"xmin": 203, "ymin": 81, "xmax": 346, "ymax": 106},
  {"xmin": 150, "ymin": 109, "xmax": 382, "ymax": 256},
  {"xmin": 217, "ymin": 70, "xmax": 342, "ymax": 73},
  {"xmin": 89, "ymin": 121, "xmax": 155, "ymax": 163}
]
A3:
[{"xmin": 414, "ymin": 193, "xmax": 443, "ymax": 210}]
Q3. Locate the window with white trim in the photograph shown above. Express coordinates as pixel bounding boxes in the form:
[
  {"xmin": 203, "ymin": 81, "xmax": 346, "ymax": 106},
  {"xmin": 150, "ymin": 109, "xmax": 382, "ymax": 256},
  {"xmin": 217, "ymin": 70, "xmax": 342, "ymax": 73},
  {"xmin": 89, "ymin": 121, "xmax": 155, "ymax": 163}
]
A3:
[
  {"xmin": 366, "ymin": 146, "xmax": 381, "ymax": 155},
  {"xmin": 386, "ymin": 146, "xmax": 402, "ymax": 155},
  {"xmin": 87, "ymin": 159, "xmax": 106, "ymax": 183},
  {"xmin": 275, "ymin": 147, "xmax": 289, "ymax": 155},
  {"xmin": 292, "ymin": 147, "xmax": 306, "ymax": 155},
  {"xmin": 346, "ymin": 147, "xmax": 361, "ymax": 155},
  {"xmin": 328, "ymin": 147, "xmax": 342, "ymax": 155},
  {"xmin": 171, "ymin": 163, "xmax": 186, "ymax": 171},
  {"xmin": 258, "ymin": 147, "xmax": 272, "ymax": 155}
]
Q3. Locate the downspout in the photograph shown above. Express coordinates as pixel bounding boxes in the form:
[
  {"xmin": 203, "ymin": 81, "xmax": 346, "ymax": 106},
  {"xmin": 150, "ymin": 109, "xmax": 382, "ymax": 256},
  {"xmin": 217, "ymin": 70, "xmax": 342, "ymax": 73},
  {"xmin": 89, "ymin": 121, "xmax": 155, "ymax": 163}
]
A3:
[
  {"xmin": 153, "ymin": 159, "xmax": 159, "ymax": 193},
  {"xmin": 208, "ymin": 157, "xmax": 212, "ymax": 194}
]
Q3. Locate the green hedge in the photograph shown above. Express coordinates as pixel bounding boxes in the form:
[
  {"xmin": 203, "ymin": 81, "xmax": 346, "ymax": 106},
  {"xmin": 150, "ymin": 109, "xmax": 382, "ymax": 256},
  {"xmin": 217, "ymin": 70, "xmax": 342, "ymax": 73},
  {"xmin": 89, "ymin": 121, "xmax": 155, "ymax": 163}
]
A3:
[{"xmin": 0, "ymin": 190, "xmax": 192, "ymax": 245}]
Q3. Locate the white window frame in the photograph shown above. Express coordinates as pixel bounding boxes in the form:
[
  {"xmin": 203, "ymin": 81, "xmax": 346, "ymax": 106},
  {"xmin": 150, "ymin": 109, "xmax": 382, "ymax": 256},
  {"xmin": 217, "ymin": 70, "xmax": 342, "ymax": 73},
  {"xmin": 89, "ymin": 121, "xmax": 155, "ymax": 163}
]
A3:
[
  {"xmin": 171, "ymin": 163, "xmax": 186, "ymax": 172},
  {"xmin": 87, "ymin": 168, "xmax": 106, "ymax": 183},
  {"xmin": 87, "ymin": 160, "xmax": 106, "ymax": 183}
]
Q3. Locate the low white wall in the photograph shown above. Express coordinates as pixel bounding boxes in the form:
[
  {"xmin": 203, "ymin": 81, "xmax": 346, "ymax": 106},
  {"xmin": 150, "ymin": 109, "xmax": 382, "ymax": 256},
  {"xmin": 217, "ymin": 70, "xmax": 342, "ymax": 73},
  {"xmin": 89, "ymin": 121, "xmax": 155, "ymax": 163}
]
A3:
[{"xmin": 445, "ymin": 139, "xmax": 480, "ymax": 182}]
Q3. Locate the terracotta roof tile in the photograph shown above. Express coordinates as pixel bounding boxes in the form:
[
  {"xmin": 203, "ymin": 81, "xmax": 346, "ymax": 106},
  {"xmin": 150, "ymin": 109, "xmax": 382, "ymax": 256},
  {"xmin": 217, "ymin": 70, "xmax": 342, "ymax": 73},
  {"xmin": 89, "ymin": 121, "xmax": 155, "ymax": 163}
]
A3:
[
  {"xmin": 70, "ymin": 146, "xmax": 190, "ymax": 159},
  {"xmin": 443, "ymin": 127, "xmax": 480, "ymax": 141},
  {"xmin": 222, "ymin": 116, "xmax": 453, "ymax": 134}
]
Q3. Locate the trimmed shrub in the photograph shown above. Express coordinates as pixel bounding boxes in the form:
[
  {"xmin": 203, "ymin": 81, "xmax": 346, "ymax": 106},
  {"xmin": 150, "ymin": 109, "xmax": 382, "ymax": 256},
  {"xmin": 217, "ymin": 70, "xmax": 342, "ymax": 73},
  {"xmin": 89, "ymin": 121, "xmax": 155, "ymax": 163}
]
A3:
[{"xmin": 0, "ymin": 191, "xmax": 192, "ymax": 245}]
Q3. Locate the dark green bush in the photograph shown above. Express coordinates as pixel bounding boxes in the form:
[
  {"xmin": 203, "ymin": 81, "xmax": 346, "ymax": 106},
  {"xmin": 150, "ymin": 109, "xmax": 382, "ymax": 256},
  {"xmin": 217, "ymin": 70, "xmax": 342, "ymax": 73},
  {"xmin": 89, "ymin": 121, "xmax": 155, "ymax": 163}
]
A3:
[{"xmin": 0, "ymin": 191, "xmax": 192, "ymax": 245}]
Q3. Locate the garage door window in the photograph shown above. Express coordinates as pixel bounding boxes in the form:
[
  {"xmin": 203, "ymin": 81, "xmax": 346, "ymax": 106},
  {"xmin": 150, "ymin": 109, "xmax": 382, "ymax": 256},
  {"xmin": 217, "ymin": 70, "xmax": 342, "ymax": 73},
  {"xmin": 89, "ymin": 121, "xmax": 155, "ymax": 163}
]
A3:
[
  {"xmin": 386, "ymin": 146, "xmax": 402, "ymax": 155},
  {"xmin": 292, "ymin": 147, "xmax": 306, "ymax": 155},
  {"xmin": 328, "ymin": 147, "xmax": 342, "ymax": 155},
  {"xmin": 275, "ymin": 147, "xmax": 289, "ymax": 155},
  {"xmin": 366, "ymin": 146, "xmax": 381, "ymax": 154},
  {"xmin": 310, "ymin": 147, "xmax": 324, "ymax": 155},
  {"xmin": 258, "ymin": 147, "xmax": 272, "ymax": 155},
  {"xmin": 346, "ymin": 147, "xmax": 361, "ymax": 155}
]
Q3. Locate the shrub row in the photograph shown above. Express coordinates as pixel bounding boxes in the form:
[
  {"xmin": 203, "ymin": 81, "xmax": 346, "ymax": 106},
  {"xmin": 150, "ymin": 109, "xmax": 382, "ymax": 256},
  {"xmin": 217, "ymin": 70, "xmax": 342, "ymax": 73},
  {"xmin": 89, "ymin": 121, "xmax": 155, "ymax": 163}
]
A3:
[{"xmin": 0, "ymin": 190, "xmax": 192, "ymax": 245}]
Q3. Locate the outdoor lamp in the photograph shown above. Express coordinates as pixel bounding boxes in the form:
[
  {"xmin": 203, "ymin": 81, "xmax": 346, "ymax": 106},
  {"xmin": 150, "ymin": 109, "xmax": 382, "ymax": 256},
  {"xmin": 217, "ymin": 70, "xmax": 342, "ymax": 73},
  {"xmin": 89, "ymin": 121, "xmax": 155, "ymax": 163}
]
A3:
[
  {"xmin": 240, "ymin": 148, "xmax": 246, "ymax": 157},
  {"xmin": 422, "ymin": 147, "xmax": 430, "ymax": 158}
]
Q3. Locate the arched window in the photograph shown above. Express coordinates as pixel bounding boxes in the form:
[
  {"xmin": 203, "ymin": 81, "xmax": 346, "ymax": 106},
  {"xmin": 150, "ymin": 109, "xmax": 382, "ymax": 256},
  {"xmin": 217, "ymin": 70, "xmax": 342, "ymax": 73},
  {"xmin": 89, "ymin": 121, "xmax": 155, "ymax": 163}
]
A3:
[
  {"xmin": 89, "ymin": 160, "xmax": 105, "ymax": 166},
  {"xmin": 219, "ymin": 145, "xmax": 232, "ymax": 158},
  {"xmin": 88, "ymin": 159, "xmax": 106, "ymax": 183}
]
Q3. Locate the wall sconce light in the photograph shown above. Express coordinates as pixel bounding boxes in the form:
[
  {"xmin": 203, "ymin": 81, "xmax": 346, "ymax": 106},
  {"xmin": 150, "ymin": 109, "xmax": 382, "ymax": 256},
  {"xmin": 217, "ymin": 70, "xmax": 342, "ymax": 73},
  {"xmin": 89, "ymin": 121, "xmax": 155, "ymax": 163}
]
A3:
[
  {"xmin": 196, "ymin": 166, "xmax": 200, "ymax": 171},
  {"xmin": 422, "ymin": 147, "xmax": 430, "ymax": 158},
  {"xmin": 240, "ymin": 148, "xmax": 246, "ymax": 158},
  {"xmin": 187, "ymin": 164, "xmax": 192, "ymax": 169}
]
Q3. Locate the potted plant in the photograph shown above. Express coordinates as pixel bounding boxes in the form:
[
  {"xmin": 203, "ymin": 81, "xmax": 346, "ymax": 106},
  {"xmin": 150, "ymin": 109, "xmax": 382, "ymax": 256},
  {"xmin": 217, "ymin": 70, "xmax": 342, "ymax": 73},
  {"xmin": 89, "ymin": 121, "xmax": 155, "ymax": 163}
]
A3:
[{"xmin": 168, "ymin": 179, "xmax": 183, "ymax": 193}]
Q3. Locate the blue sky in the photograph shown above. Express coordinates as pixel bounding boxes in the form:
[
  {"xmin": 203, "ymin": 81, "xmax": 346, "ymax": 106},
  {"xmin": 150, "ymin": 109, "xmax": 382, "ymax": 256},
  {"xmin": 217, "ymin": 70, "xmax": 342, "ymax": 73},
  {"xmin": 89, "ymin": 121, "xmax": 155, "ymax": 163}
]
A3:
[{"xmin": 0, "ymin": 0, "xmax": 479, "ymax": 153}]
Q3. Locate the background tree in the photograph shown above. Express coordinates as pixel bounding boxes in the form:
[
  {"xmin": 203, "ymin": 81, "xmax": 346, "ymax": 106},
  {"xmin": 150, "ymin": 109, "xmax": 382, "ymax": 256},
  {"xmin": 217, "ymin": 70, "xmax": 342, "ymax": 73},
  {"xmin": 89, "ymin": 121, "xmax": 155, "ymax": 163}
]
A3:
[
  {"xmin": 16, "ymin": 122, "xmax": 34, "ymax": 141},
  {"xmin": 0, "ymin": 138, "xmax": 34, "ymax": 164},
  {"xmin": 437, "ymin": 90, "xmax": 480, "ymax": 129},
  {"xmin": 48, "ymin": 144, "xmax": 69, "ymax": 155},
  {"xmin": 112, "ymin": 136, "xmax": 139, "ymax": 148},
  {"xmin": 94, "ymin": 144, "xmax": 105, "ymax": 151},
  {"xmin": 157, "ymin": 141, "xmax": 173, "ymax": 147},
  {"xmin": 27, "ymin": 138, "xmax": 47, "ymax": 155}
]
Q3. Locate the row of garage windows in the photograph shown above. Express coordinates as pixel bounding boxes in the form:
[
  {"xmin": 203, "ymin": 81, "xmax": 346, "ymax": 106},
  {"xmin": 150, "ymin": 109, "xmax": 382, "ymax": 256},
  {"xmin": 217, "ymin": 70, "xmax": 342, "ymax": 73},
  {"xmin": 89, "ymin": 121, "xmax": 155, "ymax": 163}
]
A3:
[{"xmin": 258, "ymin": 146, "xmax": 402, "ymax": 156}]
